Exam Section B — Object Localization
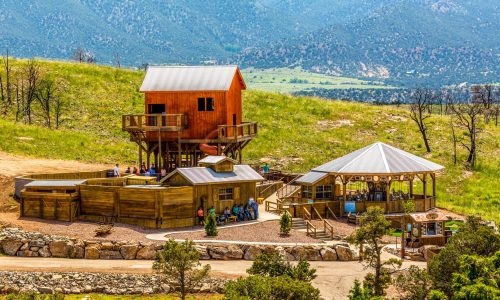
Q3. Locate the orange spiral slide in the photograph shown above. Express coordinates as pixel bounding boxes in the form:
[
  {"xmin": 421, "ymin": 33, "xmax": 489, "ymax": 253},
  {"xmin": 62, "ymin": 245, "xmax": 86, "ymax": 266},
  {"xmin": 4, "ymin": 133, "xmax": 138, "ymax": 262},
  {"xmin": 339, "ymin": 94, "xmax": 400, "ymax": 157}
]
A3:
[{"xmin": 199, "ymin": 129, "xmax": 219, "ymax": 155}]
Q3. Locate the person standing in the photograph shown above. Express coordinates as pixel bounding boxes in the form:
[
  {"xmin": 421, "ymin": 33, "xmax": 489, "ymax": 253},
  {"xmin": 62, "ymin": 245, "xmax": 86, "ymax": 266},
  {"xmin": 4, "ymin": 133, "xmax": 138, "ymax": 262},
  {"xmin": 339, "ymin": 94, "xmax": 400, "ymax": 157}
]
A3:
[
  {"xmin": 113, "ymin": 164, "xmax": 120, "ymax": 177},
  {"xmin": 197, "ymin": 207, "xmax": 204, "ymax": 226},
  {"xmin": 251, "ymin": 198, "xmax": 259, "ymax": 220},
  {"xmin": 263, "ymin": 163, "xmax": 269, "ymax": 174}
]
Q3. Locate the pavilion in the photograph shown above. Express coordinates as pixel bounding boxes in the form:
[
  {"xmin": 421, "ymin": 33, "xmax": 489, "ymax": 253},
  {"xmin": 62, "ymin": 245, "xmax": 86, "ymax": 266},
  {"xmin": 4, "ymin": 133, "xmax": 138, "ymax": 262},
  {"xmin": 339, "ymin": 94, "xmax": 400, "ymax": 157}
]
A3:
[{"xmin": 292, "ymin": 142, "xmax": 445, "ymax": 216}]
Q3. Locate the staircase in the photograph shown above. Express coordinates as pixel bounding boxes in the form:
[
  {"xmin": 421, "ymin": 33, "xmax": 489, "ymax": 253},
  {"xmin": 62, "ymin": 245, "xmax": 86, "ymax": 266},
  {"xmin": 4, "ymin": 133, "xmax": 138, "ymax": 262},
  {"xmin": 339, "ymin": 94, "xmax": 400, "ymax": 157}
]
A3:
[
  {"xmin": 292, "ymin": 217, "xmax": 335, "ymax": 242},
  {"xmin": 292, "ymin": 218, "xmax": 306, "ymax": 230}
]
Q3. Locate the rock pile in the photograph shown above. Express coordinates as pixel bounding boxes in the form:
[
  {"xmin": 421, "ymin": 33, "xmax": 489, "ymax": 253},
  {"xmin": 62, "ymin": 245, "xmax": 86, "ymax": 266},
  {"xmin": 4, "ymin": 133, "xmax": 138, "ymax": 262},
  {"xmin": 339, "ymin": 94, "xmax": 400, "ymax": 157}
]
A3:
[
  {"xmin": 0, "ymin": 227, "xmax": 359, "ymax": 261},
  {"xmin": 0, "ymin": 271, "xmax": 226, "ymax": 295}
]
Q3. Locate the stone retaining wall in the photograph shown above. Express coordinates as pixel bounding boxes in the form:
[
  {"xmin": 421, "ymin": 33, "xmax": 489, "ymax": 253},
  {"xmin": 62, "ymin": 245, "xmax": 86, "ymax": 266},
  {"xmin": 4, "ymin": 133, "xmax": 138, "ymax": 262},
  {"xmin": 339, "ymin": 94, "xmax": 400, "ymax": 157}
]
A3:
[
  {"xmin": 0, "ymin": 271, "xmax": 226, "ymax": 295},
  {"xmin": 0, "ymin": 227, "xmax": 359, "ymax": 261}
]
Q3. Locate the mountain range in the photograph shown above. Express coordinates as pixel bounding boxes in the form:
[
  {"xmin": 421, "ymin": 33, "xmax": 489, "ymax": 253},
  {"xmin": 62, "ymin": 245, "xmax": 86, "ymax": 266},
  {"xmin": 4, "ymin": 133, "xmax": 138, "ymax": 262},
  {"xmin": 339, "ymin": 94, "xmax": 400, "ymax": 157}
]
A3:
[{"xmin": 0, "ymin": 0, "xmax": 498, "ymax": 87}]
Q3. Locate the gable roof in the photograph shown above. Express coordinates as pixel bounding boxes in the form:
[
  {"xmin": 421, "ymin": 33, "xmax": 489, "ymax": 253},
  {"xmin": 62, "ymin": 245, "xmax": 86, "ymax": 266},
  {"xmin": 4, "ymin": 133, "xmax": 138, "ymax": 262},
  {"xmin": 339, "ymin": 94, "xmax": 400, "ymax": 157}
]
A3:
[
  {"xmin": 312, "ymin": 142, "xmax": 444, "ymax": 175},
  {"xmin": 296, "ymin": 171, "xmax": 328, "ymax": 185},
  {"xmin": 161, "ymin": 165, "xmax": 264, "ymax": 185},
  {"xmin": 140, "ymin": 65, "xmax": 246, "ymax": 92},
  {"xmin": 198, "ymin": 156, "xmax": 238, "ymax": 165}
]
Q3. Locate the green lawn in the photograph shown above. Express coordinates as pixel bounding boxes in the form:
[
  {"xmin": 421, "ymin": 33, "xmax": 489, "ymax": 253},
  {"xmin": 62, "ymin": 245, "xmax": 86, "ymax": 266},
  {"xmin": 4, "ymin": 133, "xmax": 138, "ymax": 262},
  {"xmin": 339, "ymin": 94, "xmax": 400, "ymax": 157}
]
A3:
[
  {"xmin": 0, "ymin": 59, "xmax": 498, "ymax": 223},
  {"xmin": 242, "ymin": 67, "xmax": 393, "ymax": 93}
]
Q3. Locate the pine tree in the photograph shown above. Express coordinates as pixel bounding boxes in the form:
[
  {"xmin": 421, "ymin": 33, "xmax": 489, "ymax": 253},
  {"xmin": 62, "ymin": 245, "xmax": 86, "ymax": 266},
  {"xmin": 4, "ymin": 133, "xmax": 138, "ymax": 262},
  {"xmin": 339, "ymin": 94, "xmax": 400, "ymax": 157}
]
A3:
[
  {"xmin": 280, "ymin": 211, "xmax": 291, "ymax": 235},
  {"xmin": 204, "ymin": 213, "xmax": 218, "ymax": 236}
]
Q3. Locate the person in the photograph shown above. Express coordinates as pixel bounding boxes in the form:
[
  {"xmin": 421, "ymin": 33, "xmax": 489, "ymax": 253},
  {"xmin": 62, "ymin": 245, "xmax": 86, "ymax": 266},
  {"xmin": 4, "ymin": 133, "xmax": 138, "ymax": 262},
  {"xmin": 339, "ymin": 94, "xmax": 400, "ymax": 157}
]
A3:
[
  {"xmin": 160, "ymin": 168, "xmax": 167, "ymax": 179},
  {"xmin": 263, "ymin": 162, "xmax": 269, "ymax": 174},
  {"xmin": 237, "ymin": 204, "xmax": 245, "ymax": 221},
  {"xmin": 113, "ymin": 164, "xmax": 120, "ymax": 177},
  {"xmin": 140, "ymin": 164, "xmax": 146, "ymax": 175},
  {"xmin": 244, "ymin": 204, "xmax": 253, "ymax": 220},
  {"xmin": 197, "ymin": 207, "xmax": 204, "ymax": 225},
  {"xmin": 223, "ymin": 207, "xmax": 231, "ymax": 219},
  {"xmin": 125, "ymin": 166, "xmax": 131, "ymax": 174},
  {"xmin": 251, "ymin": 198, "xmax": 259, "ymax": 220},
  {"xmin": 149, "ymin": 164, "xmax": 156, "ymax": 176},
  {"xmin": 208, "ymin": 206, "xmax": 216, "ymax": 216},
  {"xmin": 145, "ymin": 170, "xmax": 150, "ymax": 177},
  {"xmin": 132, "ymin": 166, "xmax": 138, "ymax": 175},
  {"xmin": 232, "ymin": 204, "xmax": 239, "ymax": 221}
]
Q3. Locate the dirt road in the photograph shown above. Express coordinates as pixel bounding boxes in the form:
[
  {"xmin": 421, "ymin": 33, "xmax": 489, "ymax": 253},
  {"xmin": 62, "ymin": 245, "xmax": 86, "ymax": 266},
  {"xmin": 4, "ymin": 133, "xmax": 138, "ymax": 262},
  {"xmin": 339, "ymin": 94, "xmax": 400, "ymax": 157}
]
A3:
[{"xmin": 0, "ymin": 256, "xmax": 426, "ymax": 299}]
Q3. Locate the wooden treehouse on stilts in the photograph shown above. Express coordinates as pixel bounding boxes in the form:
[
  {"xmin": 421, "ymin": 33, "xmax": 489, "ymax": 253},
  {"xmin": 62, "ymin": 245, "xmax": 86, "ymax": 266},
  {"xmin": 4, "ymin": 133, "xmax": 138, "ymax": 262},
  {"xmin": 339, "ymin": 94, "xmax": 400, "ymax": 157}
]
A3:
[{"xmin": 122, "ymin": 66, "xmax": 258, "ymax": 172}]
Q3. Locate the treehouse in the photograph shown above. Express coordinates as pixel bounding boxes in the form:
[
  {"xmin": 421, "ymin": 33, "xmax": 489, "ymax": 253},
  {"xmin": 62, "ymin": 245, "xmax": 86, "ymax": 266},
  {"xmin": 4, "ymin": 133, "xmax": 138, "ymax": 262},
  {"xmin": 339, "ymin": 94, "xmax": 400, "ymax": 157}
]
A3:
[
  {"xmin": 279, "ymin": 142, "xmax": 444, "ymax": 217},
  {"xmin": 122, "ymin": 65, "xmax": 258, "ymax": 172}
]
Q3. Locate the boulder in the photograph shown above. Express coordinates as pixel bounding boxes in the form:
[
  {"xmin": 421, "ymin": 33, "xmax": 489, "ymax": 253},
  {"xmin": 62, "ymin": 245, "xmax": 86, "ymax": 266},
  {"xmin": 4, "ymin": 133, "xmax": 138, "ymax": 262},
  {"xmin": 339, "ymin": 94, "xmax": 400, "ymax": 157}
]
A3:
[
  {"xmin": 207, "ymin": 245, "xmax": 244, "ymax": 260},
  {"xmin": 120, "ymin": 245, "xmax": 139, "ymax": 260},
  {"xmin": 1, "ymin": 238, "xmax": 24, "ymax": 256},
  {"xmin": 49, "ymin": 240, "xmax": 71, "ymax": 258},
  {"xmin": 276, "ymin": 246, "xmax": 295, "ymax": 261},
  {"xmin": 17, "ymin": 250, "xmax": 38, "ymax": 257},
  {"xmin": 320, "ymin": 247, "xmax": 338, "ymax": 261},
  {"xmin": 100, "ymin": 250, "xmax": 123, "ymax": 260},
  {"xmin": 100, "ymin": 242, "xmax": 115, "ymax": 250},
  {"xmin": 243, "ymin": 245, "xmax": 262, "ymax": 260},
  {"xmin": 136, "ymin": 244, "xmax": 156, "ymax": 260},
  {"xmin": 419, "ymin": 245, "xmax": 443, "ymax": 261},
  {"xmin": 29, "ymin": 240, "xmax": 46, "ymax": 248},
  {"xmin": 291, "ymin": 246, "xmax": 322, "ymax": 261},
  {"xmin": 38, "ymin": 246, "xmax": 51, "ymax": 257},
  {"xmin": 85, "ymin": 245, "xmax": 100, "ymax": 259},
  {"xmin": 335, "ymin": 245, "xmax": 357, "ymax": 261},
  {"xmin": 194, "ymin": 245, "xmax": 210, "ymax": 260},
  {"xmin": 38, "ymin": 286, "xmax": 54, "ymax": 294},
  {"xmin": 70, "ymin": 245, "xmax": 85, "ymax": 259}
]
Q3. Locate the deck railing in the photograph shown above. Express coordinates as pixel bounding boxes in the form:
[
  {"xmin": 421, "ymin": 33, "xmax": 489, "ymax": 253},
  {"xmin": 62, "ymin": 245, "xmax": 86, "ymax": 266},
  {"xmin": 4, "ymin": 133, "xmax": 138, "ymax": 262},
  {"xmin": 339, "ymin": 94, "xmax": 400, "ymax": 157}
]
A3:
[
  {"xmin": 217, "ymin": 122, "xmax": 258, "ymax": 141},
  {"xmin": 122, "ymin": 114, "xmax": 186, "ymax": 132}
]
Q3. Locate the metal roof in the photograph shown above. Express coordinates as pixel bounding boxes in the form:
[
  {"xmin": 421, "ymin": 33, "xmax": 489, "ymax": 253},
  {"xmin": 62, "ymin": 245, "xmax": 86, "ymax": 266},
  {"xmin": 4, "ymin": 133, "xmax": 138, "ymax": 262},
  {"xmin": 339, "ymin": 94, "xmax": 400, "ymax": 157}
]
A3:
[
  {"xmin": 162, "ymin": 165, "xmax": 264, "ymax": 185},
  {"xmin": 198, "ymin": 156, "xmax": 237, "ymax": 165},
  {"xmin": 25, "ymin": 180, "xmax": 87, "ymax": 187},
  {"xmin": 313, "ymin": 142, "xmax": 444, "ymax": 175},
  {"xmin": 296, "ymin": 171, "xmax": 328, "ymax": 184},
  {"xmin": 139, "ymin": 65, "xmax": 246, "ymax": 92}
]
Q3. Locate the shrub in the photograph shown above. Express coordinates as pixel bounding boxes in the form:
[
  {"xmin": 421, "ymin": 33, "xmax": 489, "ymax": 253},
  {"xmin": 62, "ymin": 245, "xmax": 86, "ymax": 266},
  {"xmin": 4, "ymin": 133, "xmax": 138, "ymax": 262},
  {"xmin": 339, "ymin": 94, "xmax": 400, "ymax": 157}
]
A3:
[
  {"xmin": 247, "ymin": 252, "xmax": 316, "ymax": 282},
  {"xmin": 204, "ymin": 213, "xmax": 218, "ymax": 236},
  {"xmin": 223, "ymin": 275, "xmax": 320, "ymax": 300},
  {"xmin": 394, "ymin": 265, "xmax": 433, "ymax": 300},
  {"xmin": 427, "ymin": 290, "xmax": 448, "ymax": 300},
  {"xmin": 280, "ymin": 211, "xmax": 291, "ymax": 235},
  {"xmin": 348, "ymin": 279, "xmax": 382, "ymax": 300}
]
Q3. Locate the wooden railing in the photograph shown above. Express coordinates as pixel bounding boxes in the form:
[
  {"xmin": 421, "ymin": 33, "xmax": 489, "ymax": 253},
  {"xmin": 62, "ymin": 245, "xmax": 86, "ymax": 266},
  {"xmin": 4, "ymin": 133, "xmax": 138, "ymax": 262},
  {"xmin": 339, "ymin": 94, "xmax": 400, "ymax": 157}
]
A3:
[
  {"xmin": 217, "ymin": 122, "xmax": 258, "ymax": 142},
  {"xmin": 303, "ymin": 207, "xmax": 312, "ymax": 222},
  {"xmin": 276, "ymin": 174, "xmax": 302, "ymax": 200},
  {"xmin": 312, "ymin": 206, "xmax": 323, "ymax": 221},
  {"xmin": 122, "ymin": 114, "xmax": 186, "ymax": 132},
  {"xmin": 306, "ymin": 220, "xmax": 317, "ymax": 238},
  {"xmin": 326, "ymin": 205, "xmax": 338, "ymax": 220},
  {"xmin": 265, "ymin": 201, "xmax": 283, "ymax": 214},
  {"xmin": 324, "ymin": 220, "xmax": 334, "ymax": 239}
]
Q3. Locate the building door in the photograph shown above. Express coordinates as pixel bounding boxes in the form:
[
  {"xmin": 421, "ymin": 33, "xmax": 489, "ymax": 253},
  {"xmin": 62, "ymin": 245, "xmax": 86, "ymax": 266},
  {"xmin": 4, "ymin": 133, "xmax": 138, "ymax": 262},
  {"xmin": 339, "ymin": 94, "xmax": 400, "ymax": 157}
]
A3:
[
  {"xmin": 232, "ymin": 114, "xmax": 236, "ymax": 125},
  {"xmin": 148, "ymin": 104, "xmax": 166, "ymax": 126}
]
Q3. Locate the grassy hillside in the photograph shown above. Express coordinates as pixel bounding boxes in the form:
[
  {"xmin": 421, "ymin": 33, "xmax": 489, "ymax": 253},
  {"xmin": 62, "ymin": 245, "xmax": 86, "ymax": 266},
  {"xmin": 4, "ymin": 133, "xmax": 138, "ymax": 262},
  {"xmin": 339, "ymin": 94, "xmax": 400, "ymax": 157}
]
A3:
[{"xmin": 0, "ymin": 60, "xmax": 498, "ymax": 223}]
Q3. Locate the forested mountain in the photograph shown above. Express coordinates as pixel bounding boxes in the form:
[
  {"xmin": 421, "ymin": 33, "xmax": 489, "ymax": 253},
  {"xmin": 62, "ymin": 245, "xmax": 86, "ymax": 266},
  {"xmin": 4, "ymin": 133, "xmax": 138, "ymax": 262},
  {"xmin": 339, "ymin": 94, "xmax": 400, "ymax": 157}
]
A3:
[{"xmin": 0, "ymin": 0, "xmax": 498, "ymax": 86}]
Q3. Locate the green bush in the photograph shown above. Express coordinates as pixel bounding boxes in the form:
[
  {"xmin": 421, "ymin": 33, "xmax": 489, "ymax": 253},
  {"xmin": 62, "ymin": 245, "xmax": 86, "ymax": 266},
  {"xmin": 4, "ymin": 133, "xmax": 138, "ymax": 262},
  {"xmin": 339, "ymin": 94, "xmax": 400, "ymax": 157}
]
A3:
[
  {"xmin": 246, "ymin": 252, "xmax": 316, "ymax": 282},
  {"xmin": 204, "ymin": 213, "xmax": 218, "ymax": 236},
  {"xmin": 223, "ymin": 275, "xmax": 320, "ymax": 300},
  {"xmin": 427, "ymin": 290, "xmax": 448, "ymax": 300},
  {"xmin": 279, "ymin": 211, "xmax": 291, "ymax": 235}
]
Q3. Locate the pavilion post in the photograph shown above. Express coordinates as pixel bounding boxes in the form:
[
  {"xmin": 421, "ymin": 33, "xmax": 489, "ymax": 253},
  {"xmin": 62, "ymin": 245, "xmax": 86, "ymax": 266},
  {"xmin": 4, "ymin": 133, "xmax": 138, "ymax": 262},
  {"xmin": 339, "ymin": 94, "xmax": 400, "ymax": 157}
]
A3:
[
  {"xmin": 342, "ymin": 176, "xmax": 347, "ymax": 216},
  {"xmin": 423, "ymin": 173, "xmax": 427, "ymax": 200},
  {"xmin": 139, "ymin": 145, "xmax": 143, "ymax": 169},
  {"xmin": 386, "ymin": 180, "xmax": 391, "ymax": 212},
  {"xmin": 409, "ymin": 177, "xmax": 414, "ymax": 198},
  {"xmin": 432, "ymin": 173, "xmax": 436, "ymax": 208}
]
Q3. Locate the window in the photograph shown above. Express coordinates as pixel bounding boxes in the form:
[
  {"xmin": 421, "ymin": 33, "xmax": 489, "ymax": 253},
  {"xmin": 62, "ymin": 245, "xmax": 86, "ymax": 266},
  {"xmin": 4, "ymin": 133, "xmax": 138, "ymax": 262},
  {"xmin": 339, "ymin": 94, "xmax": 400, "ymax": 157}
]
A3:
[
  {"xmin": 316, "ymin": 185, "xmax": 332, "ymax": 199},
  {"xmin": 197, "ymin": 98, "xmax": 206, "ymax": 111},
  {"xmin": 206, "ymin": 98, "xmax": 214, "ymax": 111},
  {"xmin": 218, "ymin": 187, "xmax": 233, "ymax": 200},
  {"xmin": 197, "ymin": 97, "xmax": 214, "ymax": 111},
  {"xmin": 302, "ymin": 186, "xmax": 312, "ymax": 198}
]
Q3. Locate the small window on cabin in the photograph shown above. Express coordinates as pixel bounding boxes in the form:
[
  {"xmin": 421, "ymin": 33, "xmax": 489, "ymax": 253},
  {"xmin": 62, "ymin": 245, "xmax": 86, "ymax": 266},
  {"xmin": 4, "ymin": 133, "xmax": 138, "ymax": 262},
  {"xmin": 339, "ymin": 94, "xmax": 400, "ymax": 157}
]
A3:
[
  {"xmin": 316, "ymin": 185, "xmax": 332, "ymax": 199},
  {"xmin": 197, "ymin": 98, "xmax": 206, "ymax": 111},
  {"xmin": 218, "ymin": 187, "xmax": 234, "ymax": 200},
  {"xmin": 206, "ymin": 97, "xmax": 214, "ymax": 111},
  {"xmin": 302, "ymin": 186, "xmax": 312, "ymax": 199}
]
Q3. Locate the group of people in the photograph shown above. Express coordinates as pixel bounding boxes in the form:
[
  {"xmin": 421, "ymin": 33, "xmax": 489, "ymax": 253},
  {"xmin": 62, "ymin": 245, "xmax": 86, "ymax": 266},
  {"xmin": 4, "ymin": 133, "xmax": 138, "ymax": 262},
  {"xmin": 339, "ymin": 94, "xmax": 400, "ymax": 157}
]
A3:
[
  {"xmin": 346, "ymin": 189, "xmax": 412, "ymax": 202},
  {"xmin": 114, "ymin": 163, "xmax": 168, "ymax": 181},
  {"xmin": 196, "ymin": 198, "xmax": 259, "ymax": 226}
]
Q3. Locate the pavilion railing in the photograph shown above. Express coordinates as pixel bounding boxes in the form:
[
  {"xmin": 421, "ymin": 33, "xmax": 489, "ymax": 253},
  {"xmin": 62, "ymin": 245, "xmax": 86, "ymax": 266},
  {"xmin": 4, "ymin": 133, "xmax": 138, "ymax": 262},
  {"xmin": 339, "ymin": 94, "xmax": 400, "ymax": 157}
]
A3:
[{"xmin": 122, "ymin": 114, "xmax": 186, "ymax": 132}]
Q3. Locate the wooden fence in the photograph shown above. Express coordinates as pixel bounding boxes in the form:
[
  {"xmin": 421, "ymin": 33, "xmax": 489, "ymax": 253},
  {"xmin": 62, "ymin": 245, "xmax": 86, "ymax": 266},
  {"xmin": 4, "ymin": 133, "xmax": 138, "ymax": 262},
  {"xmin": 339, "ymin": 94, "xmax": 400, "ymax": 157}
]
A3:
[{"xmin": 20, "ymin": 191, "xmax": 79, "ymax": 222}]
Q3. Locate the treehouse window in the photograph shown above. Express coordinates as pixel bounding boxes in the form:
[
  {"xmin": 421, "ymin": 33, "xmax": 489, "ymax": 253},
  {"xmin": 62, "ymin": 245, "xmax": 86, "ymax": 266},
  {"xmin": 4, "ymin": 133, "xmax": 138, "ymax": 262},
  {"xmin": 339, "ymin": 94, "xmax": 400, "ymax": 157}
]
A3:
[
  {"xmin": 218, "ymin": 187, "xmax": 233, "ymax": 201},
  {"xmin": 197, "ymin": 97, "xmax": 214, "ymax": 112},
  {"xmin": 316, "ymin": 185, "xmax": 332, "ymax": 199},
  {"xmin": 302, "ymin": 186, "xmax": 312, "ymax": 198}
]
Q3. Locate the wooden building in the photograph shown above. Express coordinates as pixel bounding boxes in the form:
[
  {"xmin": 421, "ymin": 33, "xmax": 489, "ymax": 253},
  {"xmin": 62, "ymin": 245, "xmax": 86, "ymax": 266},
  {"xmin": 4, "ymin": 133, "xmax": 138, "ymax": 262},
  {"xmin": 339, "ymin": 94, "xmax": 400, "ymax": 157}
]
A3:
[
  {"xmin": 122, "ymin": 66, "xmax": 258, "ymax": 172},
  {"xmin": 282, "ymin": 142, "xmax": 444, "ymax": 216},
  {"xmin": 161, "ymin": 156, "xmax": 264, "ymax": 214}
]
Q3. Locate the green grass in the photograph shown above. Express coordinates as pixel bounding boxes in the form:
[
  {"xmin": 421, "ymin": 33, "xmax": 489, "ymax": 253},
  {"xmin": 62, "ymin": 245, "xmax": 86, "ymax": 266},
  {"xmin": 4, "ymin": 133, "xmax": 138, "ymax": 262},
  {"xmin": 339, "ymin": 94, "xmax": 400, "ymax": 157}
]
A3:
[
  {"xmin": 0, "ymin": 59, "xmax": 498, "ymax": 223},
  {"xmin": 242, "ymin": 67, "xmax": 393, "ymax": 93}
]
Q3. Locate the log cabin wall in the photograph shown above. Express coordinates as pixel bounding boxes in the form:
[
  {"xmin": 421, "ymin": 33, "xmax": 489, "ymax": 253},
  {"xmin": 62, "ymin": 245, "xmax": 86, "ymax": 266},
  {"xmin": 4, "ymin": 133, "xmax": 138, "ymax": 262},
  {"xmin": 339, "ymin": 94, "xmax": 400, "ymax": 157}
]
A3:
[{"xmin": 193, "ymin": 182, "xmax": 257, "ymax": 214}]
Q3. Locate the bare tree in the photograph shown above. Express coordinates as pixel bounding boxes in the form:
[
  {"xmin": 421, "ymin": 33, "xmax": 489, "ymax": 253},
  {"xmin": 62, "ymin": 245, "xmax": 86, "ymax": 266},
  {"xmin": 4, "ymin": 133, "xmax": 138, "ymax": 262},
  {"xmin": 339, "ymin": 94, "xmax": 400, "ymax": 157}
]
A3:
[
  {"xmin": 23, "ymin": 59, "xmax": 41, "ymax": 124},
  {"xmin": 409, "ymin": 89, "xmax": 434, "ymax": 153},
  {"xmin": 449, "ymin": 92, "xmax": 484, "ymax": 168},
  {"xmin": 450, "ymin": 118, "xmax": 458, "ymax": 165},
  {"xmin": 0, "ymin": 49, "xmax": 13, "ymax": 116},
  {"xmin": 471, "ymin": 85, "xmax": 495, "ymax": 124},
  {"xmin": 72, "ymin": 47, "xmax": 96, "ymax": 64},
  {"xmin": 114, "ymin": 53, "xmax": 121, "ymax": 68}
]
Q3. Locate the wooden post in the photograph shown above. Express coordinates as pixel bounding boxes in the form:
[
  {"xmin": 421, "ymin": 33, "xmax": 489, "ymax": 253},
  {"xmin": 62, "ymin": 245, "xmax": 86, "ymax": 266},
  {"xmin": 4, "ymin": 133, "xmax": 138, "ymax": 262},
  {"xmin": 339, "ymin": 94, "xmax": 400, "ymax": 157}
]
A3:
[
  {"xmin": 409, "ymin": 177, "xmax": 414, "ymax": 198},
  {"xmin": 177, "ymin": 133, "xmax": 182, "ymax": 167},
  {"xmin": 386, "ymin": 180, "xmax": 391, "ymax": 213},
  {"xmin": 401, "ymin": 216, "xmax": 406, "ymax": 258},
  {"xmin": 158, "ymin": 129, "xmax": 162, "ymax": 171},
  {"xmin": 423, "ymin": 174, "xmax": 427, "ymax": 200},
  {"xmin": 139, "ymin": 145, "xmax": 143, "ymax": 170},
  {"xmin": 431, "ymin": 173, "xmax": 436, "ymax": 208},
  {"xmin": 342, "ymin": 177, "xmax": 347, "ymax": 216}
]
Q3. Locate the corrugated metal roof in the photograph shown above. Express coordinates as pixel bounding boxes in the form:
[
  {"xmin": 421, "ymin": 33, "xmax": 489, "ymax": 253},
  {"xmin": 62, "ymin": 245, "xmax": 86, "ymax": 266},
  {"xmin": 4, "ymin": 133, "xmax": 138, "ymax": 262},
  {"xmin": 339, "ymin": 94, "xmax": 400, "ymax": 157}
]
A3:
[
  {"xmin": 313, "ymin": 142, "xmax": 444, "ymax": 174},
  {"xmin": 198, "ymin": 156, "xmax": 237, "ymax": 165},
  {"xmin": 25, "ymin": 180, "xmax": 87, "ymax": 187},
  {"xmin": 139, "ymin": 65, "xmax": 245, "ymax": 92},
  {"xmin": 296, "ymin": 171, "xmax": 328, "ymax": 184},
  {"xmin": 163, "ymin": 165, "xmax": 264, "ymax": 185}
]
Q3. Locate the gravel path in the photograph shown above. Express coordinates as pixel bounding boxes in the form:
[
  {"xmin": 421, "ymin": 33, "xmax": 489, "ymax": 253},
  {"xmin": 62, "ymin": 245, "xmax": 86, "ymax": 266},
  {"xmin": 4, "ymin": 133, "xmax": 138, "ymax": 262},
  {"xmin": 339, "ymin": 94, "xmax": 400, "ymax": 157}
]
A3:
[{"xmin": 168, "ymin": 220, "xmax": 319, "ymax": 243}]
